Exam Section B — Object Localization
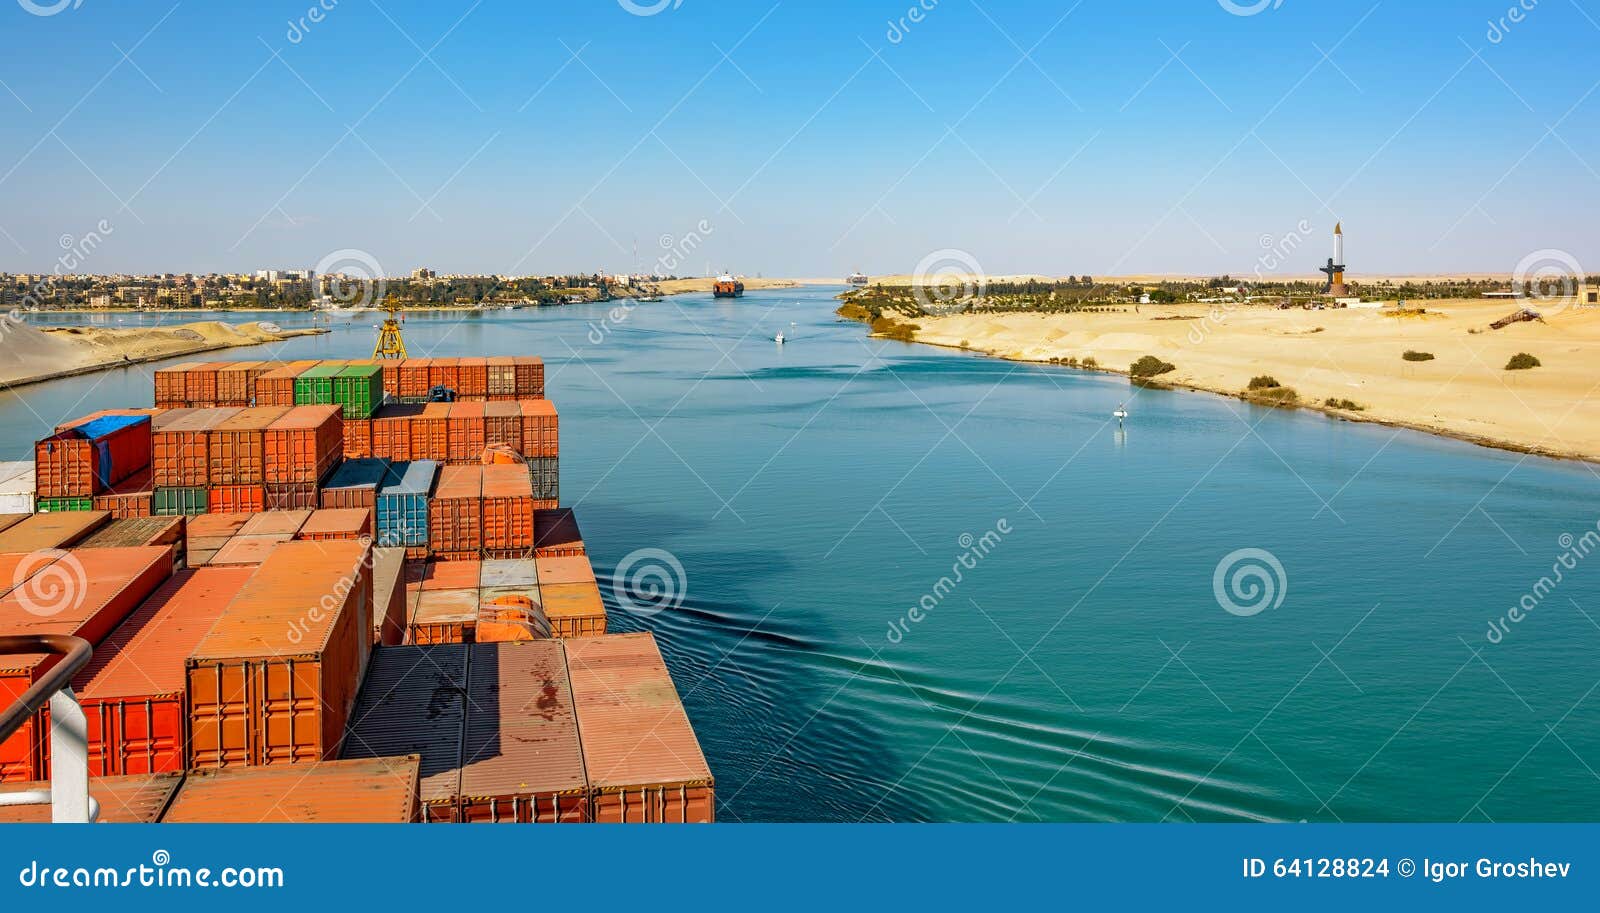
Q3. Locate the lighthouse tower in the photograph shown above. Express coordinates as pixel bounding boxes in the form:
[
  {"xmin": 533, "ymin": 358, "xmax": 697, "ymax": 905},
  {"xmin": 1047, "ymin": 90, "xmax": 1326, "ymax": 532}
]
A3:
[{"xmin": 1319, "ymin": 222, "xmax": 1349, "ymax": 297}]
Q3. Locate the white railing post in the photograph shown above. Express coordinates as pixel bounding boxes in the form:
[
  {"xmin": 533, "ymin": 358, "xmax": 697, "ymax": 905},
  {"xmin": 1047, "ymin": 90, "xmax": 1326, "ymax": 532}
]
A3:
[{"xmin": 48, "ymin": 687, "xmax": 92, "ymax": 824}]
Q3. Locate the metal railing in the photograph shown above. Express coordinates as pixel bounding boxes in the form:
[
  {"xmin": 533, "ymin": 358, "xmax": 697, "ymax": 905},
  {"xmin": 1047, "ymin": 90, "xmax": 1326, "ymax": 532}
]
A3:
[{"xmin": 0, "ymin": 634, "xmax": 98, "ymax": 823}]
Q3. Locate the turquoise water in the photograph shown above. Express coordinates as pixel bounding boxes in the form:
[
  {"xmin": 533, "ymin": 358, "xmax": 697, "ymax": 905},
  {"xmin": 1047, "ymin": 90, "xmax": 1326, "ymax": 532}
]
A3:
[{"xmin": 7, "ymin": 289, "xmax": 1600, "ymax": 822}]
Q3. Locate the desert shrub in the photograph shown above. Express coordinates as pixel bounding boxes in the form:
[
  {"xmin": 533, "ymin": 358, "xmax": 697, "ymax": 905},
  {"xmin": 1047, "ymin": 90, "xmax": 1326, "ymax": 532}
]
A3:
[
  {"xmin": 1505, "ymin": 352, "xmax": 1540, "ymax": 370},
  {"xmin": 1324, "ymin": 398, "xmax": 1365, "ymax": 411},
  {"xmin": 1248, "ymin": 375, "xmax": 1281, "ymax": 389},
  {"xmin": 1248, "ymin": 386, "xmax": 1300, "ymax": 406},
  {"xmin": 1082, "ymin": 356, "xmax": 1098, "ymax": 369},
  {"xmin": 1130, "ymin": 355, "xmax": 1175, "ymax": 378},
  {"xmin": 1402, "ymin": 350, "xmax": 1434, "ymax": 362}
]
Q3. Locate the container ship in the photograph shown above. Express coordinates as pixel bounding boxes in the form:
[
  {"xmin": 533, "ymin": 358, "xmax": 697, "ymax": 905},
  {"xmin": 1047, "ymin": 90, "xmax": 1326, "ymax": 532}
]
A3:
[
  {"xmin": 712, "ymin": 273, "xmax": 744, "ymax": 298},
  {"xmin": 0, "ymin": 355, "xmax": 715, "ymax": 824},
  {"xmin": 847, "ymin": 271, "xmax": 869, "ymax": 287}
]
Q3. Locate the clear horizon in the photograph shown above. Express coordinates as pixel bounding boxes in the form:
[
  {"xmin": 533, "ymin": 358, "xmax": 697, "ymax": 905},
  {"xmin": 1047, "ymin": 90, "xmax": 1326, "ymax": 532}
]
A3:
[{"xmin": 0, "ymin": 0, "xmax": 1595, "ymax": 280}]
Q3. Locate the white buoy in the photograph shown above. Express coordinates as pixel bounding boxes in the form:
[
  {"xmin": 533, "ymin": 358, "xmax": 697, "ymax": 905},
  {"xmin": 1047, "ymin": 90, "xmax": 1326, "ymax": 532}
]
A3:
[{"xmin": 1113, "ymin": 404, "xmax": 1129, "ymax": 426}]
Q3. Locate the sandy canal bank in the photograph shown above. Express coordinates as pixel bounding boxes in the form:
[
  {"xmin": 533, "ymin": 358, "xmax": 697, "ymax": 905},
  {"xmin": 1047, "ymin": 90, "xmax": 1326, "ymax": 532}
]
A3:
[
  {"xmin": 0, "ymin": 320, "xmax": 328, "ymax": 390},
  {"xmin": 857, "ymin": 298, "xmax": 1600, "ymax": 464}
]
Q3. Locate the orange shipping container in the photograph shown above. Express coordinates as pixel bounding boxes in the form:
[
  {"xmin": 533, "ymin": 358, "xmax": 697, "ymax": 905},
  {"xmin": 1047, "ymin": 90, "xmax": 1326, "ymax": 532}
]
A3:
[
  {"xmin": 343, "ymin": 417, "xmax": 374, "ymax": 460},
  {"xmin": 153, "ymin": 363, "xmax": 200, "ymax": 406},
  {"xmin": 208, "ymin": 406, "xmax": 287, "ymax": 485},
  {"xmin": 0, "ymin": 772, "xmax": 183, "ymax": 823},
  {"xmin": 541, "ymin": 582, "xmax": 607, "ymax": 638},
  {"xmin": 182, "ymin": 362, "xmax": 225, "ymax": 407},
  {"xmin": 93, "ymin": 468, "xmax": 155, "ymax": 519},
  {"xmin": 428, "ymin": 357, "xmax": 460, "ymax": 394},
  {"xmin": 533, "ymin": 508, "xmax": 586, "ymax": 558},
  {"xmin": 76, "ymin": 567, "xmax": 253, "ymax": 777},
  {"xmin": 418, "ymin": 558, "xmax": 481, "ymax": 591},
  {"xmin": 565, "ymin": 632, "xmax": 713, "ymax": 822},
  {"xmin": 428, "ymin": 465, "xmax": 482, "ymax": 556},
  {"xmin": 519, "ymin": 400, "xmax": 559, "ymax": 458},
  {"xmin": 371, "ymin": 548, "xmax": 408, "ymax": 646},
  {"xmin": 513, "ymin": 356, "xmax": 545, "ymax": 399},
  {"xmin": 264, "ymin": 482, "xmax": 318, "ymax": 511},
  {"xmin": 0, "ymin": 546, "xmax": 174, "ymax": 782},
  {"xmin": 207, "ymin": 485, "xmax": 265, "ymax": 514},
  {"xmin": 483, "ymin": 401, "xmax": 521, "ymax": 450},
  {"xmin": 412, "ymin": 404, "xmax": 451, "ymax": 461},
  {"xmin": 153, "ymin": 407, "xmax": 240, "ymax": 487},
  {"xmin": 0, "ymin": 510, "xmax": 111, "ymax": 552},
  {"xmin": 409, "ymin": 589, "xmax": 477, "ymax": 645},
  {"xmin": 456, "ymin": 357, "xmax": 488, "ymax": 399},
  {"xmin": 458, "ymin": 641, "xmax": 589, "ymax": 822},
  {"xmin": 397, "ymin": 358, "xmax": 432, "ymax": 399},
  {"xmin": 161, "ymin": 757, "xmax": 421, "ymax": 823},
  {"xmin": 371, "ymin": 404, "xmax": 422, "ymax": 461},
  {"xmin": 255, "ymin": 360, "xmax": 320, "ymax": 407},
  {"xmin": 297, "ymin": 508, "xmax": 372, "ymax": 541},
  {"xmin": 263, "ymin": 405, "xmax": 343, "ymax": 484},
  {"xmin": 186, "ymin": 539, "xmax": 372, "ymax": 769},
  {"xmin": 447, "ymin": 402, "xmax": 486, "ymax": 462},
  {"xmin": 239, "ymin": 509, "xmax": 311, "ymax": 538},
  {"xmin": 215, "ymin": 360, "xmax": 270, "ymax": 406},
  {"xmin": 486, "ymin": 356, "xmax": 517, "ymax": 397},
  {"xmin": 481, "ymin": 464, "xmax": 534, "ymax": 554}
]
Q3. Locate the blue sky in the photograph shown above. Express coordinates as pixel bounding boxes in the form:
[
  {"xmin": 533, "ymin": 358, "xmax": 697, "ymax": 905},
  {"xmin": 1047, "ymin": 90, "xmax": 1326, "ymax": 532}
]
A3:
[{"xmin": 0, "ymin": 0, "xmax": 1595, "ymax": 278}]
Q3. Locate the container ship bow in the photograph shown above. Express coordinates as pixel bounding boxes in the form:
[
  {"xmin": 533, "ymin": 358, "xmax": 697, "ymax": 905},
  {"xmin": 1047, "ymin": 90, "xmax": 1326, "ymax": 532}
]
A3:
[{"xmin": 712, "ymin": 273, "xmax": 744, "ymax": 298}]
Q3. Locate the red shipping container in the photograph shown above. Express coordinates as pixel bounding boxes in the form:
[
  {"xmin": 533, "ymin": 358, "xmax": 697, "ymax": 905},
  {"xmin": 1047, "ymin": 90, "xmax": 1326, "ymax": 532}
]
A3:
[
  {"xmin": 379, "ymin": 358, "xmax": 404, "ymax": 400},
  {"xmin": 343, "ymin": 418, "xmax": 373, "ymax": 460},
  {"xmin": 428, "ymin": 465, "xmax": 483, "ymax": 556},
  {"xmin": 565, "ymin": 632, "xmax": 713, "ymax": 822},
  {"xmin": 418, "ymin": 559, "xmax": 481, "ymax": 591},
  {"xmin": 93, "ymin": 468, "xmax": 155, "ymax": 520},
  {"xmin": 208, "ymin": 406, "xmax": 287, "ymax": 485},
  {"xmin": 486, "ymin": 356, "xmax": 517, "ymax": 397},
  {"xmin": 370, "ymin": 548, "xmax": 408, "ymax": 647},
  {"xmin": 153, "ymin": 407, "xmax": 240, "ymax": 488},
  {"xmin": 447, "ymin": 402, "xmax": 486, "ymax": 462},
  {"xmin": 456, "ymin": 357, "xmax": 488, "ymax": 399},
  {"xmin": 481, "ymin": 465, "xmax": 534, "ymax": 554},
  {"xmin": 215, "ymin": 361, "xmax": 270, "ymax": 406},
  {"xmin": 76, "ymin": 567, "xmax": 253, "ymax": 776},
  {"xmin": 0, "ymin": 546, "xmax": 174, "ymax": 782},
  {"xmin": 371, "ymin": 404, "xmax": 422, "ymax": 461},
  {"xmin": 187, "ymin": 539, "xmax": 371, "ymax": 769},
  {"xmin": 183, "ymin": 362, "xmax": 225, "ymax": 407},
  {"xmin": 483, "ymin": 401, "xmax": 521, "ymax": 450},
  {"xmin": 519, "ymin": 400, "xmax": 559, "ymax": 459},
  {"xmin": 297, "ymin": 508, "xmax": 372, "ymax": 541},
  {"xmin": 263, "ymin": 405, "xmax": 343, "ymax": 484},
  {"xmin": 513, "ymin": 356, "xmax": 544, "ymax": 399},
  {"xmin": 428, "ymin": 358, "xmax": 460, "ymax": 395},
  {"xmin": 153, "ymin": 364, "xmax": 196, "ymax": 407},
  {"xmin": 412, "ymin": 404, "xmax": 450, "ymax": 461},
  {"xmin": 264, "ymin": 481, "xmax": 318, "ymax": 511},
  {"xmin": 34, "ymin": 414, "xmax": 152, "ymax": 498},
  {"xmin": 397, "ymin": 358, "xmax": 432, "ymax": 399},
  {"xmin": 207, "ymin": 485, "xmax": 265, "ymax": 514},
  {"xmin": 254, "ymin": 360, "xmax": 320, "ymax": 407}
]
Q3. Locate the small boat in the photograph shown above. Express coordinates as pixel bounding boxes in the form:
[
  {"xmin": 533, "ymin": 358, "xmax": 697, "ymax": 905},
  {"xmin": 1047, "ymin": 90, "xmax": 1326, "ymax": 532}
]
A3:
[
  {"xmin": 774, "ymin": 331, "xmax": 786, "ymax": 344},
  {"xmin": 713, "ymin": 273, "xmax": 744, "ymax": 298}
]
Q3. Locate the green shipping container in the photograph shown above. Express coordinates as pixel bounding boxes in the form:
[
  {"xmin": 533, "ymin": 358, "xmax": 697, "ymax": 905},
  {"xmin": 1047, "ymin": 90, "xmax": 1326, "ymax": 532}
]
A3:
[
  {"xmin": 37, "ymin": 496, "xmax": 93, "ymax": 512},
  {"xmin": 294, "ymin": 364, "xmax": 345, "ymax": 406},
  {"xmin": 153, "ymin": 486, "xmax": 208, "ymax": 516},
  {"xmin": 333, "ymin": 365, "xmax": 383, "ymax": 419}
]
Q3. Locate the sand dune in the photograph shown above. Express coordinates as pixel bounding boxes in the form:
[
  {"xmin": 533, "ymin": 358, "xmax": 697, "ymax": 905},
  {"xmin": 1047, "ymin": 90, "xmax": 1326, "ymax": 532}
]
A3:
[
  {"xmin": 0, "ymin": 319, "xmax": 325, "ymax": 389},
  {"xmin": 898, "ymin": 299, "xmax": 1600, "ymax": 463}
]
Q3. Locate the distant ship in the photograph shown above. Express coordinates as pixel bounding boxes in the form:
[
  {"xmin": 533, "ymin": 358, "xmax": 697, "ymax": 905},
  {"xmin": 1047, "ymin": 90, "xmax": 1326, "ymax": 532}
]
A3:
[
  {"xmin": 847, "ymin": 271, "xmax": 869, "ymax": 287},
  {"xmin": 713, "ymin": 273, "xmax": 744, "ymax": 298}
]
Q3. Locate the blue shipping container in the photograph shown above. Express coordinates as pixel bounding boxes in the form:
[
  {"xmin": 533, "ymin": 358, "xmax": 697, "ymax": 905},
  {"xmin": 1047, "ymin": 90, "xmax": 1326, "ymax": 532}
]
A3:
[{"xmin": 375, "ymin": 460, "xmax": 439, "ymax": 548}]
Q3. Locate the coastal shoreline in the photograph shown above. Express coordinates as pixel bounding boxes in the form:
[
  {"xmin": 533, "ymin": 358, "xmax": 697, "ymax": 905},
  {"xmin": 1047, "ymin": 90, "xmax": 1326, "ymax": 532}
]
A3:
[
  {"xmin": 840, "ymin": 299, "xmax": 1600, "ymax": 467},
  {"xmin": 0, "ymin": 323, "xmax": 328, "ymax": 392}
]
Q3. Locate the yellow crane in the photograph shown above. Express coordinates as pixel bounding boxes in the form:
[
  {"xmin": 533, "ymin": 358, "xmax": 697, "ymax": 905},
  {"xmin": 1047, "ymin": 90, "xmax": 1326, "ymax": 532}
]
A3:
[{"xmin": 372, "ymin": 297, "xmax": 409, "ymax": 359}]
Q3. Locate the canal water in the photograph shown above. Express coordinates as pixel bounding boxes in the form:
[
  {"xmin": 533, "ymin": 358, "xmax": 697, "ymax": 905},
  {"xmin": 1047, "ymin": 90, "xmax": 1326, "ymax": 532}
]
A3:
[{"xmin": 7, "ymin": 288, "xmax": 1599, "ymax": 822}]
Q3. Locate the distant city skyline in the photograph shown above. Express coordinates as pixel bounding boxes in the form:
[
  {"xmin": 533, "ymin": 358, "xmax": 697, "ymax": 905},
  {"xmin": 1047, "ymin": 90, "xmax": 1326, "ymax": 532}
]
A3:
[{"xmin": 0, "ymin": 0, "xmax": 1595, "ymax": 279}]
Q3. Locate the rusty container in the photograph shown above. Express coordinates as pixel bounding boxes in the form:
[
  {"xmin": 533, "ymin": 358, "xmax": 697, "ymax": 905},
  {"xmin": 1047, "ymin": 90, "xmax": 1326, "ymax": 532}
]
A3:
[
  {"xmin": 342, "ymin": 644, "xmax": 466, "ymax": 822},
  {"xmin": 153, "ymin": 363, "xmax": 200, "ymax": 406},
  {"xmin": 320, "ymin": 458, "xmax": 389, "ymax": 510},
  {"xmin": 186, "ymin": 538, "xmax": 371, "ymax": 769},
  {"xmin": 160, "ymin": 756, "xmax": 420, "ymax": 822},
  {"xmin": 297, "ymin": 508, "xmax": 372, "ymax": 542},
  {"xmin": 513, "ymin": 356, "xmax": 545, "ymax": 398},
  {"xmin": 0, "ymin": 510, "xmax": 111, "ymax": 552},
  {"xmin": 208, "ymin": 406, "xmax": 286, "ymax": 485},
  {"xmin": 519, "ymin": 400, "xmax": 559, "ymax": 458},
  {"xmin": 456, "ymin": 357, "xmax": 488, "ymax": 399},
  {"xmin": 76, "ymin": 567, "xmax": 253, "ymax": 776},
  {"xmin": 486, "ymin": 356, "xmax": 517, "ymax": 398},
  {"xmin": 481, "ymin": 464, "xmax": 534, "ymax": 555},
  {"xmin": 215, "ymin": 360, "xmax": 270, "ymax": 406},
  {"xmin": 397, "ymin": 358, "xmax": 432, "ymax": 399},
  {"xmin": 409, "ymin": 589, "xmax": 478, "ymax": 645},
  {"xmin": 0, "ymin": 772, "xmax": 183, "ymax": 823},
  {"xmin": 0, "ymin": 546, "xmax": 174, "ymax": 782},
  {"xmin": 565, "ymin": 632, "xmax": 714, "ymax": 822},
  {"xmin": 533, "ymin": 508, "xmax": 586, "ymax": 558},
  {"xmin": 428, "ymin": 357, "xmax": 460, "ymax": 394},
  {"xmin": 343, "ymin": 417, "xmax": 374, "ymax": 460},
  {"xmin": 370, "ymin": 548, "xmax": 408, "ymax": 646},
  {"xmin": 428, "ymin": 465, "xmax": 483, "ymax": 557},
  {"xmin": 264, "ymin": 481, "xmax": 318, "ymax": 511},
  {"xmin": 153, "ymin": 407, "xmax": 240, "ymax": 487},
  {"xmin": 378, "ymin": 358, "xmax": 404, "ymax": 400},
  {"xmin": 446, "ymin": 402, "xmax": 486, "ymax": 462},
  {"xmin": 182, "ymin": 362, "xmax": 225, "ymax": 407},
  {"xmin": 92, "ymin": 467, "xmax": 155, "ymax": 519},
  {"xmin": 541, "ymin": 582, "xmax": 607, "ymax": 638},
  {"xmin": 458, "ymin": 641, "xmax": 589, "ymax": 822},
  {"xmin": 371, "ymin": 404, "xmax": 422, "ymax": 461},
  {"xmin": 263, "ymin": 405, "xmax": 343, "ymax": 484},
  {"xmin": 411, "ymin": 403, "xmax": 451, "ymax": 461}
]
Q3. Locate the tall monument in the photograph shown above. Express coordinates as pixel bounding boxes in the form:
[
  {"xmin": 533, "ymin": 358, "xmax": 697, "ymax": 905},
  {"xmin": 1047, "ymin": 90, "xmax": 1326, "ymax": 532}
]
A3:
[{"xmin": 1319, "ymin": 223, "xmax": 1349, "ymax": 296}]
